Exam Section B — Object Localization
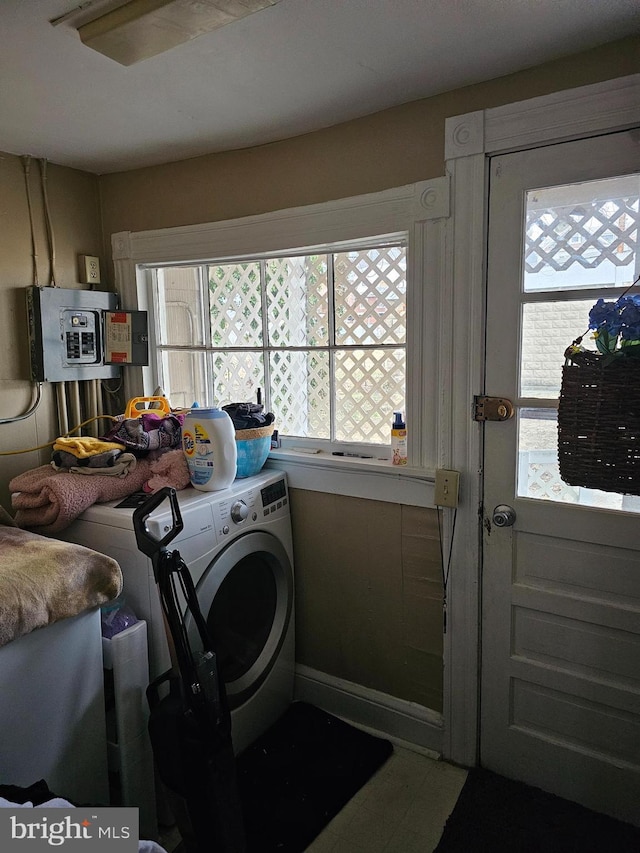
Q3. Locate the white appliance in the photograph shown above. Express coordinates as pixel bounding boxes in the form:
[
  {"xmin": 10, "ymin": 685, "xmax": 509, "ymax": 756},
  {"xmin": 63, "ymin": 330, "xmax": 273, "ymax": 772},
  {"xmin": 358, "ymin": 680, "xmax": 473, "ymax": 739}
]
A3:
[
  {"xmin": 57, "ymin": 469, "xmax": 295, "ymax": 756},
  {"xmin": 0, "ymin": 609, "xmax": 109, "ymax": 806}
]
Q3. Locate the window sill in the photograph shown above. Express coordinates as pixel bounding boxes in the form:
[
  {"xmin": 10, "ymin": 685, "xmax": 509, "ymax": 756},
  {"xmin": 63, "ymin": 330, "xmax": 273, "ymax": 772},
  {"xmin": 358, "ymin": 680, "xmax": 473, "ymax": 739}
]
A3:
[{"xmin": 265, "ymin": 449, "xmax": 436, "ymax": 508}]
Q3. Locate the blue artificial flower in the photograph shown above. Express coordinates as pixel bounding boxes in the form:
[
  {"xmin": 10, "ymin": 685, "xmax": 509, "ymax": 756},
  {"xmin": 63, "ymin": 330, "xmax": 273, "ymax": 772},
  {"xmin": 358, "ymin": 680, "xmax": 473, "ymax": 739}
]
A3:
[
  {"xmin": 619, "ymin": 298, "xmax": 640, "ymax": 341},
  {"xmin": 588, "ymin": 290, "xmax": 640, "ymax": 355},
  {"xmin": 588, "ymin": 298, "xmax": 623, "ymax": 334}
]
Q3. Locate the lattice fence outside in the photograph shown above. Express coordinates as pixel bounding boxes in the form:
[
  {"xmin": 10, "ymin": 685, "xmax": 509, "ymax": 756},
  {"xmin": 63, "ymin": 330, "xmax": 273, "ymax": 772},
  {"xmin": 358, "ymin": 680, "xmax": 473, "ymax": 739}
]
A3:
[
  {"xmin": 209, "ymin": 262, "xmax": 263, "ymax": 347},
  {"xmin": 518, "ymin": 450, "xmax": 579, "ymax": 502},
  {"xmin": 517, "ymin": 450, "xmax": 640, "ymax": 511},
  {"xmin": 525, "ymin": 196, "xmax": 638, "ymax": 274},
  {"xmin": 266, "ymin": 256, "xmax": 329, "ymax": 348},
  {"xmin": 151, "ymin": 245, "xmax": 406, "ymax": 443},
  {"xmin": 334, "ymin": 247, "xmax": 406, "ymax": 346},
  {"xmin": 270, "ymin": 350, "xmax": 330, "ymax": 439},
  {"xmin": 335, "ymin": 348, "xmax": 405, "ymax": 442}
]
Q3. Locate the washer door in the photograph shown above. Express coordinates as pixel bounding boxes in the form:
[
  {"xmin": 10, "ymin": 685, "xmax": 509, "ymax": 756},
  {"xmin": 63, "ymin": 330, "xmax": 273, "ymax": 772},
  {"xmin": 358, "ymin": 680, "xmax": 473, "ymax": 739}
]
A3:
[{"xmin": 185, "ymin": 531, "xmax": 293, "ymax": 710}]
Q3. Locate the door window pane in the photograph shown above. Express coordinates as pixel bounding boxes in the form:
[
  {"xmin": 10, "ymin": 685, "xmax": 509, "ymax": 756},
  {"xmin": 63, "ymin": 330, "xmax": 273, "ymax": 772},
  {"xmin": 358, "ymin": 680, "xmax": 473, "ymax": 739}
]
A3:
[
  {"xmin": 524, "ymin": 175, "xmax": 639, "ymax": 293},
  {"xmin": 518, "ymin": 170, "xmax": 640, "ymax": 511},
  {"xmin": 520, "ymin": 299, "xmax": 593, "ymax": 397},
  {"xmin": 517, "ymin": 408, "xmax": 640, "ymax": 512}
]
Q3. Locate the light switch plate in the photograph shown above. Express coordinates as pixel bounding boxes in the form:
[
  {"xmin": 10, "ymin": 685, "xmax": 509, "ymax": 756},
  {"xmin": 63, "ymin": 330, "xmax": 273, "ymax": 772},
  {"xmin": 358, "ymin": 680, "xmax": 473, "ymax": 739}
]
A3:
[{"xmin": 434, "ymin": 469, "xmax": 460, "ymax": 508}]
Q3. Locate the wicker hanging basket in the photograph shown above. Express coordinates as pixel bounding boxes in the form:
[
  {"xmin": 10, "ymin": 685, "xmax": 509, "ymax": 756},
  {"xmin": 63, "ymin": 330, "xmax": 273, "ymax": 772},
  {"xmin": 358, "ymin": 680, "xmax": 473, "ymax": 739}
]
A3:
[{"xmin": 558, "ymin": 349, "xmax": 640, "ymax": 495}]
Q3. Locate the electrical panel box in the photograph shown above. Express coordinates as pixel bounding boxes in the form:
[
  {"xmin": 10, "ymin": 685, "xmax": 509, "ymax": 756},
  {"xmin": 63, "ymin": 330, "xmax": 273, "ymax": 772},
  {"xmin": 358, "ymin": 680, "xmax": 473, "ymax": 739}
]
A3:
[
  {"xmin": 27, "ymin": 287, "xmax": 148, "ymax": 382},
  {"xmin": 104, "ymin": 311, "xmax": 149, "ymax": 365}
]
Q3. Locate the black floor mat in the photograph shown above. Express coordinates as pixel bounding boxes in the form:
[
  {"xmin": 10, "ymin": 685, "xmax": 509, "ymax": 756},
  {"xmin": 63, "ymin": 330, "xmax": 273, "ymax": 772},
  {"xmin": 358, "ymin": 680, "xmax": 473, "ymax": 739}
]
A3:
[
  {"xmin": 236, "ymin": 701, "xmax": 393, "ymax": 853},
  {"xmin": 435, "ymin": 767, "xmax": 640, "ymax": 853}
]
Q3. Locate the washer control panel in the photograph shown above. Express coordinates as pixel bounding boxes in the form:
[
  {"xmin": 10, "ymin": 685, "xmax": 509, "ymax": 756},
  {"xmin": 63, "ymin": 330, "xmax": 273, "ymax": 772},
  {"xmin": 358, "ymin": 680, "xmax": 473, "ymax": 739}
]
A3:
[
  {"xmin": 260, "ymin": 477, "xmax": 287, "ymax": 511},
  {"xmin": 213, "ymin": 476, "xmax": 288, "ymax": 538}
]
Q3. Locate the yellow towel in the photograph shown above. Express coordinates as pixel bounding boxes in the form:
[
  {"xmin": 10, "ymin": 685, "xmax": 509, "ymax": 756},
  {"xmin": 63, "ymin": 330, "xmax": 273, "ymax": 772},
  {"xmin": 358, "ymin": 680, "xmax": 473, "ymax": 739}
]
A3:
[{"xmin": 53, "ymin": 436, "xmax": 124, "ymax": 458}]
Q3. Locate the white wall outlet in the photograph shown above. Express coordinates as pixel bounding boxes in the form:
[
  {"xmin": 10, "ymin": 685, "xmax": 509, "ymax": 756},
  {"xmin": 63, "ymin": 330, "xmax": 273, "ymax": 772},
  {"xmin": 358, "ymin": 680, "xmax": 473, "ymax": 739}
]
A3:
[
  {"xmin": 434, "ymin": 468, "xmax": 460, "ymax": 508},
  {"xmin": 78, "ymin": 254, "xmax": 101, "ymax": 285}
]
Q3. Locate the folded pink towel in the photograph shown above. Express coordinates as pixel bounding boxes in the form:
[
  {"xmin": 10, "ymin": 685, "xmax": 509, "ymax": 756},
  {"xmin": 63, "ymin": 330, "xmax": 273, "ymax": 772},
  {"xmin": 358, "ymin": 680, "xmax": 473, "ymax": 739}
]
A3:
[
  {"xmin": 10, "ymin": 460, "xmax": 154, "ymax": 534},
  {"xmin": 145, "ymin": 450, "xmax": 191, "ymax": 494}
]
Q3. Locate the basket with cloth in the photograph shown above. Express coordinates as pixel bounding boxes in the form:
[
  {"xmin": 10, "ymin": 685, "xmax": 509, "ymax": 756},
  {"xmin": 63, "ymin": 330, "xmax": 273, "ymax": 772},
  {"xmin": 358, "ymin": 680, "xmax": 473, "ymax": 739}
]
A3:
[{"xmin": 222, "ymin": 402, "xmax": 276, "ymax": 478}]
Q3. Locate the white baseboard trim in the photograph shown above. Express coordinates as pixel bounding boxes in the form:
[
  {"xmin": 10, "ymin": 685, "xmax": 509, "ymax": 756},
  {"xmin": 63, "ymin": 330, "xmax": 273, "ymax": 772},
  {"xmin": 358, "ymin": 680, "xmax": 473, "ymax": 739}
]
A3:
[{"xmin": 294, "ymin": 664, "xmax": 444, "ymax": 757}]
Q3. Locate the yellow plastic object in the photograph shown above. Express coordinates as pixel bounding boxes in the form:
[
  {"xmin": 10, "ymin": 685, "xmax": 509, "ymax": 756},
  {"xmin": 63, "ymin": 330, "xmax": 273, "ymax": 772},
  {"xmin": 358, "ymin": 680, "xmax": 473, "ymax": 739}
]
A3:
[{"xmin": 124, "ymin": 396, "xmax": 171, "ymax": 419}]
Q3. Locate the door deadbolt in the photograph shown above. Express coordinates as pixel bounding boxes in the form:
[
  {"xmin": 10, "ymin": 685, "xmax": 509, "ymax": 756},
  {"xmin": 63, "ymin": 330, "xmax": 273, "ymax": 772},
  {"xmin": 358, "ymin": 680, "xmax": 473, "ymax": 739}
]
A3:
[
  {"xmin": 474, "ymin": 396, "xmax": 515, "ymax": 422},
  {"xmin": 492, "ymin": 505, "xmax": 516, "ymax": 527}
]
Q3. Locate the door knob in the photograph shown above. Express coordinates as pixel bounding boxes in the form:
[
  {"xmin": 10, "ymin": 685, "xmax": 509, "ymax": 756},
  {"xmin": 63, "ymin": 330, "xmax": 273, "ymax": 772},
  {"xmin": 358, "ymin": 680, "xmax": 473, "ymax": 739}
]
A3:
[{"xmin": 492, "ymin": 505, "xmax": 516, "ymax": 527}]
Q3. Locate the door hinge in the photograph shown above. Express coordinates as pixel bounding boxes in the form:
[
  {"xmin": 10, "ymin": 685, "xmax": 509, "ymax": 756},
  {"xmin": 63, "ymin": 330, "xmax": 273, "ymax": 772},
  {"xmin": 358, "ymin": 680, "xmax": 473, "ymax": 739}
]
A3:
[{"xmin": 473, "ymin": 395, "xmax": 514, "ymax": 422}]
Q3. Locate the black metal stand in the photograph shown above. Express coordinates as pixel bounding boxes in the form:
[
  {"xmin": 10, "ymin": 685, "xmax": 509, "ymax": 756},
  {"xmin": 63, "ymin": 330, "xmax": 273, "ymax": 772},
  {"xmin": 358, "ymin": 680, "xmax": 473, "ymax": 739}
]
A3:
[{"xmin": 133, "ymin": 488, "xmax": 246, "ymax": 853}]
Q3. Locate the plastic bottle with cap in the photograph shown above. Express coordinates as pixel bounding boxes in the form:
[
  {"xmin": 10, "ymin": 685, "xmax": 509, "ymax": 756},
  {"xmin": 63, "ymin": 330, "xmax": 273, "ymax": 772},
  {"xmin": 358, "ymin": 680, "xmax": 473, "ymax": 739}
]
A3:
[
  {"xmin": 391, "ymin": 411, "xmax": 407, "ymax": 466},
  {"xmin": 182, "ymin": 406, "xmax": 237, "ymax": 491}
]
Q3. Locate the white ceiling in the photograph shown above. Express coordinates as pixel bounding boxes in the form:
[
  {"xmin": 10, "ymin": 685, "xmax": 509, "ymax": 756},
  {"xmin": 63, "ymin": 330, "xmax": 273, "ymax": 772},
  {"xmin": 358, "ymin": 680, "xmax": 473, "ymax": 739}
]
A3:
[{"xmin": 1, "ymin": 0, "xmax": 639, "ymax": 175}]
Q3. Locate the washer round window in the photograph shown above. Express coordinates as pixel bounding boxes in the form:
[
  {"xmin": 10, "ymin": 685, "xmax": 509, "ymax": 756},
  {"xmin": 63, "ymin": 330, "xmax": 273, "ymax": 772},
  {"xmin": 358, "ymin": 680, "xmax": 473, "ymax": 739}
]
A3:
[
  {"xmin": 206, "ymin": 552, "xmax": 277, "ymax": 683},
  {"xmin": 187, "ymin": 531, "xmax": 293, "ymax": 709}
]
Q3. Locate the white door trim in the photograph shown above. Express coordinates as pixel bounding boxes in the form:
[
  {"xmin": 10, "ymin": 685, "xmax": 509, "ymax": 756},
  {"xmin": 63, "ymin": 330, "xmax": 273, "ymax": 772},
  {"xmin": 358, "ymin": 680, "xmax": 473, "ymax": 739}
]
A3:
[{"xmin": 442, "ymin": 73, "xmax": 640, "ymax": 768}]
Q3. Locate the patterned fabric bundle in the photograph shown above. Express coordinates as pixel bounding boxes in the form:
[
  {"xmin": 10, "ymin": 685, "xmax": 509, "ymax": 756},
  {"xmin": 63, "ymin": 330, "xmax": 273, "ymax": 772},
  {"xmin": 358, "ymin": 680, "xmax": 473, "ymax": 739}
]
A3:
[{"xmin": 101, "ymin": 411, "xmax": 185, "ymax": 456}]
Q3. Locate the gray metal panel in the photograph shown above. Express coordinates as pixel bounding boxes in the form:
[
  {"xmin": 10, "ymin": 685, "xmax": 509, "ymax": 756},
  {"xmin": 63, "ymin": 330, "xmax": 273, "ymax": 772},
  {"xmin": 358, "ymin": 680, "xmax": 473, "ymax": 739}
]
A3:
[{"xmin": 27, "ymin": 285, "xmax": 120, "ymax": 381}]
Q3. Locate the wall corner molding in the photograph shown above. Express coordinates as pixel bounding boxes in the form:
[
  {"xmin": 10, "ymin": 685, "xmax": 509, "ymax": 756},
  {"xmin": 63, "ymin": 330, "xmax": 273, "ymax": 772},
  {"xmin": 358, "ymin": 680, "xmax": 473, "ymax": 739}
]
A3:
[
  {"xmin": 445, "ymin": 111, "xmax": 485, "ymax": 160},
  {"xmin": 413, "ymin": 176, "xmax": 450, "ymax": 220}
]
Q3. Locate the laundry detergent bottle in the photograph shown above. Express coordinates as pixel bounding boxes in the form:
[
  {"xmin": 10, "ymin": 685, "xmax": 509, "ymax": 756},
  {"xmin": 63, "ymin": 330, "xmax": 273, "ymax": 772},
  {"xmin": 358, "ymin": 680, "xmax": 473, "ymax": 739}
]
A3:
[{"xmin": 182, "ymin": 407, "xmax": 237, "ymax": 491}]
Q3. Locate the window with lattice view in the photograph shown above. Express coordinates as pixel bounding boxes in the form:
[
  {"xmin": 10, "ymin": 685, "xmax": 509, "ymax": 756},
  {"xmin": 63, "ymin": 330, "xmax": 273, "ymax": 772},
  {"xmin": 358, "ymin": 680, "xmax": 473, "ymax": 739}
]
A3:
[{"xmin": 150, "ymin": 242, "xmax": 407, "ymax": 445}]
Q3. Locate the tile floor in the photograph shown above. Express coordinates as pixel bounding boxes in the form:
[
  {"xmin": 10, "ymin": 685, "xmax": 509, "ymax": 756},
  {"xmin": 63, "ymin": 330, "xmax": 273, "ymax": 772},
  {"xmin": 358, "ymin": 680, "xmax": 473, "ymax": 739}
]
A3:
[
  {"xmin": 305, "ymin": 745, "xmax": 467, "ymax": 853},
  {"xmin": 158, "ymin": 743, "xmax": 467, "ymax": 853}
]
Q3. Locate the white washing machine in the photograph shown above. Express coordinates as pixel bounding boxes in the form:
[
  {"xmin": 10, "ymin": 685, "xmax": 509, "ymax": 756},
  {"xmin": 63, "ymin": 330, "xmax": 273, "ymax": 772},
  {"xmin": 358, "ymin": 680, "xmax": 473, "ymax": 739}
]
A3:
[{"xmin": 56, "ymin": 469, "xmax": 294, "ymax": 756}]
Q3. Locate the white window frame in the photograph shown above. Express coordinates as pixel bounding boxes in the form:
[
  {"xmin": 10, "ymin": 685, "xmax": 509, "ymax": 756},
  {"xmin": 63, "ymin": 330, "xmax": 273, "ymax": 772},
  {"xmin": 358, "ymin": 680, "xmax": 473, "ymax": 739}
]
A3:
[
  {"xmin": 112, "ymin": 177, "xmax": 451, "ymax": 508},
  {"xmin": 145, "ymin": 239, "xmax": 409, "ymax": 445}
]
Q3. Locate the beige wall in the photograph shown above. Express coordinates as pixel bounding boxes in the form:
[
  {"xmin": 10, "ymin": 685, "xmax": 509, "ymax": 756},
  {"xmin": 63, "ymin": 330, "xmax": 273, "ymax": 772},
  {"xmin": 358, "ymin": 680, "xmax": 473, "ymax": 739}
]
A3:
[
  {"xmin": 99, "ymin": 37, "xmax": 640, "ymax": 248},
  {"xmin": 0, "ymin": 153, "xmax": 104, "ymax": 510},
  {"xmin": 291, "ymin": 490, "xmax": 444, "ymax": 711}
]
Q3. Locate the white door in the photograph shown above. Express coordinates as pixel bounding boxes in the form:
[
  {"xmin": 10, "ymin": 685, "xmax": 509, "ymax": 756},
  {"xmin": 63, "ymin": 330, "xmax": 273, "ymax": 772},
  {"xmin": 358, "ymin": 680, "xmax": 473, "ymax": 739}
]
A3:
[{"xmin": 481, "ymin": 129, "xmax": 640, "ymax": 827}]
